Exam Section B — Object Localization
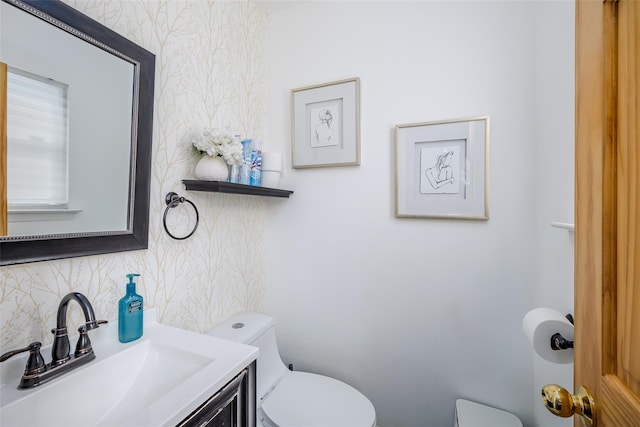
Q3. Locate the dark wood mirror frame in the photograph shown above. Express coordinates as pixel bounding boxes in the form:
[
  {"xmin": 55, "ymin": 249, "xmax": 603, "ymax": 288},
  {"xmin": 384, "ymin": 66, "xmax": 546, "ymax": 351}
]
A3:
[{"xmin": 0, "ymin": 0, "xmax": 155, "ymax": 266}]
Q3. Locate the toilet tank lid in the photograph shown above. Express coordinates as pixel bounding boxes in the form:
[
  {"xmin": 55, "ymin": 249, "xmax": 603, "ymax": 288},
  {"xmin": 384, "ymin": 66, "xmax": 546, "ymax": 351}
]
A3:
[
  {"xmin": 455, "ymin": 399, "xmax": 522, "ymax": 427},
  {"xmin": 207, "ymin": 312, "xmax": 274, "ymax": 345}
]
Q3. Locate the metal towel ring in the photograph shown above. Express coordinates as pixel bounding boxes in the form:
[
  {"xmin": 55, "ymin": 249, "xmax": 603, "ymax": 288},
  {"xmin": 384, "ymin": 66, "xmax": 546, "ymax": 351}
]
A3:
[{"xmin": 163, "ymin": 192, "xmax": 199, "ymax": 240}]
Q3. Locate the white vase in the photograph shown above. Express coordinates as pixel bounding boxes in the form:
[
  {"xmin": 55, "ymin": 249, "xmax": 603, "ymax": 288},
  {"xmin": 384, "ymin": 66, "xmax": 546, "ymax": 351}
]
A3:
[{"xmin": 195, "ymin": 156, "xmax": 229, "ymax": 181}]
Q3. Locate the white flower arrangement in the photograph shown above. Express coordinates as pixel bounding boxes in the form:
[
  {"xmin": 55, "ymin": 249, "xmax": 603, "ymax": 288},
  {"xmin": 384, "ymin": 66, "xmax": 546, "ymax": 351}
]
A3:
[{"xmin": 191, "ymin": 128, "xmax": 243, "ymax": 165}]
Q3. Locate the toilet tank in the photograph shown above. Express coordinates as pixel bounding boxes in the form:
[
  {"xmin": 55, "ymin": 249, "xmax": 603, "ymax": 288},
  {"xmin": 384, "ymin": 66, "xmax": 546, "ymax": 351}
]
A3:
[{"xmin": 208, "ymin": 312, "xmax": 288, "ymax": 402}]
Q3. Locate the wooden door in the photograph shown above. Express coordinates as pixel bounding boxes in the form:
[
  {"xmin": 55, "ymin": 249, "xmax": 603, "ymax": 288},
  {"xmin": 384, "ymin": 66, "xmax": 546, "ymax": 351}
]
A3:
[{"xmin": 575, "ymin": 0, "xmax": 640, "ymax": 426}]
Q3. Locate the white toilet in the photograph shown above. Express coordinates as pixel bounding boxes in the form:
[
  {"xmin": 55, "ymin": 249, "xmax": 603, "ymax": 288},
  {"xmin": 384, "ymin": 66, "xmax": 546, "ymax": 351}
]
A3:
[
  {"xmin": 454, "ymin": 399, "xmax": 523, "ymax": 427},
  {"xmin": 208, "ymin": 312, "xmax": 376, "ymax": 427}
]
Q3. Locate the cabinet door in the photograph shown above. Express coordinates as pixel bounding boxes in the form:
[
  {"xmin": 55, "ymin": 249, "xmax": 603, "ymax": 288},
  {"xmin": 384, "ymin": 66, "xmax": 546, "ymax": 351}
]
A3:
[
  {"xmin": 177, "ymin": 362, "xmax": 256, "ymax": 427},
  {"xmin": 202, "ymin": 399, "xmax": 236, "ymax": 427}
]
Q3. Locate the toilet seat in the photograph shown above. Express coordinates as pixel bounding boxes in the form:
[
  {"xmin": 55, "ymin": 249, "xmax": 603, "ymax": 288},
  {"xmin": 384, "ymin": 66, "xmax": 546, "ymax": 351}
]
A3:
[{"xmin": 260, "ymin": 371, "xmax": 376, "ymax": 427}]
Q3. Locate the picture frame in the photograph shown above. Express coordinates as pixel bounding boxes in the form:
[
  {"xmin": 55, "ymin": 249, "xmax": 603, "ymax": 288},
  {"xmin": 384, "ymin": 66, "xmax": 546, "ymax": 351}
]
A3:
[
  {"xmin": 395, "ymin": 116, "xmax": 489, "ymax": 220},
  {"xmin": 291, "ymin": 77, "xmax": 360, "ymax": 168}
]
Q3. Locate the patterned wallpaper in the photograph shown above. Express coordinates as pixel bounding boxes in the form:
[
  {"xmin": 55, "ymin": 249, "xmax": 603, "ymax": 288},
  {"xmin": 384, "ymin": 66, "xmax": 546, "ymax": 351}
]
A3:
[{"xmin": 0, "ymin": 0, "xmax": 267, "ymax": 351}]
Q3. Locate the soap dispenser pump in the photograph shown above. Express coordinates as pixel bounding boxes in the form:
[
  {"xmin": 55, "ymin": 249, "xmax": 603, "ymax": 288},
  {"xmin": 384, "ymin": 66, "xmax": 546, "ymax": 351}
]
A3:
[{"xmin": 118, "ymin": 273, "xmax": 143, "ymax": 343}]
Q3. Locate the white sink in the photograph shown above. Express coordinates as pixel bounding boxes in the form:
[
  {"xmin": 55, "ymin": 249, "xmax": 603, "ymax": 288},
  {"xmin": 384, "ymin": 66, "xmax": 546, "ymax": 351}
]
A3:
[{"xmin": 0, "ymin": 309, "xmax": 258, "ymax": 426}]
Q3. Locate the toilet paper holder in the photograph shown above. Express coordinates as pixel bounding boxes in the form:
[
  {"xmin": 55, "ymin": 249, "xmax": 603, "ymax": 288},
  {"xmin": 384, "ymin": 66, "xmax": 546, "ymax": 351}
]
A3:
[{"xmin": 550, "ymin": 314, "xmax": 574, "ymax": 351}]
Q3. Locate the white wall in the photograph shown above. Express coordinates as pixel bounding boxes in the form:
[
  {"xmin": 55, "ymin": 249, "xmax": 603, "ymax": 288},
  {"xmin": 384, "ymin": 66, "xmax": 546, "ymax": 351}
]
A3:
[
  {"xmin": 532, "ymin": 2, "xmax": 575, "ymax": 427},
  {"xmin": 263, "ymin": 2, "xmax": 556, "ymax": 426}
]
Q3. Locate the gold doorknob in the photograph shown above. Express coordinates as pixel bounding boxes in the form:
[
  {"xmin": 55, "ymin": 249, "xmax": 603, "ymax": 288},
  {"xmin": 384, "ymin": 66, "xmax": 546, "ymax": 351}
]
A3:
[{"xmin": 541, "ymin": 384, "xmax": 596, "ymax": 427}]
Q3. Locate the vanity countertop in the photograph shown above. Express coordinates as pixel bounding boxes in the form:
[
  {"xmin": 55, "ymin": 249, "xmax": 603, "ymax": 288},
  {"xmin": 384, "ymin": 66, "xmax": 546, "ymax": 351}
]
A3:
[{"xmin": 0, "ymin": 309, "xmax": 258, "ymax": 426}]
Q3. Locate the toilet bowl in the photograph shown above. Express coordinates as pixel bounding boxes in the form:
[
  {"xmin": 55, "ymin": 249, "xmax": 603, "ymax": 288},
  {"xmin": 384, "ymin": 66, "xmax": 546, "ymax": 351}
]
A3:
[
  {"xmin": 208, "ymin": 312, "xmax": 376, "ymax": 427},
  {"xmin": 454, "ymin": 399, "xmax": 523, "ymax": 427}
]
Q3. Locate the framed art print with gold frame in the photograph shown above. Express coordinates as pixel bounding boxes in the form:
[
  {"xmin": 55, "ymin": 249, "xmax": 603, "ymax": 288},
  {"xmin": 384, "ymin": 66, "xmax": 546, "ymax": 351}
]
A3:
[
  {"xmin": 395, "ymin": 116, "xmax": 489, "ymax": 220},
  {"xmin": 291, "ymin": 77, "xmax": 360, "ymax": 168}
]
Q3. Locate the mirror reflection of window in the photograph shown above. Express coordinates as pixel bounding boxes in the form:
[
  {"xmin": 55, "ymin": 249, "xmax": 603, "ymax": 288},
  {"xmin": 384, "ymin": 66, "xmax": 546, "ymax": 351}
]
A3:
[{"xmin": 7, "ymin": 67, "xmax": 69, "ymax": 210}]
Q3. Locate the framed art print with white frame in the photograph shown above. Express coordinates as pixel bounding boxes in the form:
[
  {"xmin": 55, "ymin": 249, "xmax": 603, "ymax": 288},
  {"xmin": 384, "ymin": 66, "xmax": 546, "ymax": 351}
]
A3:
[
  {"xmin": 291, "ymin": 77, "xmax": 360, "ymax": 168},
  {"xmin": 395, "ymin": 116, "xmax": 489, "ymax": 220}
]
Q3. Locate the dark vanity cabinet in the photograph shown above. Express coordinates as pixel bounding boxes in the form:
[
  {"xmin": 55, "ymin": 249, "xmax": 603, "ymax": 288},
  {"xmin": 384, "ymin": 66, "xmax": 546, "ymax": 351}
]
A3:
[{"xmin": 177, "ymin": 362, "xmax": 256, "ymax": 427}]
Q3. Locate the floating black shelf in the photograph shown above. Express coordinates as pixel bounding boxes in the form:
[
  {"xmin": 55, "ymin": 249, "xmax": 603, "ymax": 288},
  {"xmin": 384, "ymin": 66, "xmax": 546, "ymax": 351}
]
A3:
[{"xmin": 182, "ymin": 180, "xmax": 294, "ymax": 198}]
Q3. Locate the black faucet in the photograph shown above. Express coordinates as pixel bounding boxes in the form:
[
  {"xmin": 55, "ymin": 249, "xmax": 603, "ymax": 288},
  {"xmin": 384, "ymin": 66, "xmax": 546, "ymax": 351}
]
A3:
[
  {"xmin": 0, "ymin": 292, "xmax": 107, "ymax": 389},
  {"xmin": 51, "ymin": 292, "xmax": 104, "ymax": 365}
]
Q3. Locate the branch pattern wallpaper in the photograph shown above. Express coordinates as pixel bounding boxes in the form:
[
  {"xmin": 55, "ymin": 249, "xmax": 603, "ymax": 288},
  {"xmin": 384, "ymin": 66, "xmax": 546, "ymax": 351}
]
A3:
[{"xmin": 1, "ymin": 0, "xmax": 267, "ymax": 351}]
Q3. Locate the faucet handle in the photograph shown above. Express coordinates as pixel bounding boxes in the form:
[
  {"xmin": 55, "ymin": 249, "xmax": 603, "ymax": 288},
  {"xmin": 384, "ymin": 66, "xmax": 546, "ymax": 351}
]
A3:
[
  {"xmin": 0, "ymin": 342, "xmax": 47, "ymax": 376},
  {"xmin": 74, "ymin": 320, "xmax": 107, "ymax": 357},
  {"xmin": 85, "ymin": 319, "xmax": 108, "ymax": 331},
  {"xmin": 74, "ymin": 326, "xmax": 92, "ymax": 357}
]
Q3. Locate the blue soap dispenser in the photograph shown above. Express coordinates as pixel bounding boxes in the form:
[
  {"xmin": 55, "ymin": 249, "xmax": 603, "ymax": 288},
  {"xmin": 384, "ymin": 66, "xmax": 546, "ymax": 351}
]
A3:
[{"xmin": 118, "ymin": 273, "xmax": 143, "ymax": 343}]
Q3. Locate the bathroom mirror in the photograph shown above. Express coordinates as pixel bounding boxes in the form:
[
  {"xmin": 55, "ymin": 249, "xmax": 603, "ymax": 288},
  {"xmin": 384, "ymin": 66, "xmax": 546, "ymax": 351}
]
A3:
[{"xmin": 0, "ymin": 0, "xmax": 155, "ymax": 265}]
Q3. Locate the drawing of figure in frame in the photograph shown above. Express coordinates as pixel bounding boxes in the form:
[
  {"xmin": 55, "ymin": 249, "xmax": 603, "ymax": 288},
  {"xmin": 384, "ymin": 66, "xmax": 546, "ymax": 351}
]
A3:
[
  {"xmin": 310, "ymin": 106, "xmax": 339, "ymax": 148},
  {"xmin": 420, "ymin": 145, "xmax": 461, "ymax": 194}
]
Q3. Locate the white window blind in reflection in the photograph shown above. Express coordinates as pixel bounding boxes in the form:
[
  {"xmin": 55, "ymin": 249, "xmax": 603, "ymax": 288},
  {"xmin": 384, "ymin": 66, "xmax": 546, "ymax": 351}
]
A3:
[{"xmin": 7, "ymin": 68, "xmax": 69, "ymax": 208}]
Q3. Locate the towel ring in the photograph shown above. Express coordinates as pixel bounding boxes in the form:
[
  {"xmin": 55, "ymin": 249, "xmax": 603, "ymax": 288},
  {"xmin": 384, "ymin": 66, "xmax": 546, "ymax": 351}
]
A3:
[{"xmin": 163, "ymin": 192, "xmax": 199, "ymax": 240}]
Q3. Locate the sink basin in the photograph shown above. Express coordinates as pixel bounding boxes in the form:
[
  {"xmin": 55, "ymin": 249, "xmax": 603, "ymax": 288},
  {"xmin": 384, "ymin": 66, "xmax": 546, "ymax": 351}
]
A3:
[{"xmin": 0, "ymin": 309, "xmax": 258, "ymax": 426}]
